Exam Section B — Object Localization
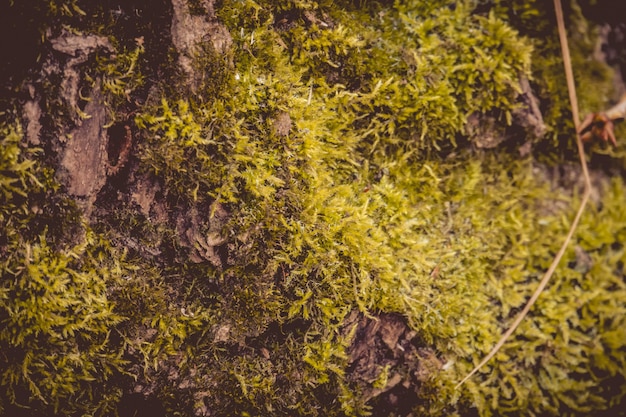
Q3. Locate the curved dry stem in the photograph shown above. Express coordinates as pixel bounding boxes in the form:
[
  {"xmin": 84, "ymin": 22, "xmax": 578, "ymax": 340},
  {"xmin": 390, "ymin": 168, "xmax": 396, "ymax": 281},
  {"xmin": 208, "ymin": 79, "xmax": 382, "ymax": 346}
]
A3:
[
  {"xmin": 455, "ymin": 0, "xmax": 591, "ymax": 389},
  {"xmin": 455, "ymin": 192, "xmax": 589, "ymax": 388}
]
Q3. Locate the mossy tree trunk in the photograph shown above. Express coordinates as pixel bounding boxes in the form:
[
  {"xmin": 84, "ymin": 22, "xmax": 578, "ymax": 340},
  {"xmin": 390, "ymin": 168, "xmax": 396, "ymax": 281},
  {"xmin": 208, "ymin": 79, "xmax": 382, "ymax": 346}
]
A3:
[{"xmin": 1, "ymin": 1, "xmax": 626, "ymax": 416}]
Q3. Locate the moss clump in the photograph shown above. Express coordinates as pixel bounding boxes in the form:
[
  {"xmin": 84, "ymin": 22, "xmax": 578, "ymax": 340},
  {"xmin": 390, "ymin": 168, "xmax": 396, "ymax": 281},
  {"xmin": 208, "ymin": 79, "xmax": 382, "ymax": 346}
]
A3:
[
  {"xmin": 0, "ymin": 121, "xmax": 121, "ymax": 416},
  {"xmin": 487, "ymin": 0, "xmax": 619, "ymax": 157},
  {"xmin": 3, "ymin": 0, "xmax": 626, "ymax": 416},
  {"xmin": 0, "ymin": 233, "xmax": 128, "ymax": 416},
  {"xmin": 130, "ymin": 1, "xmax": 624, "ymax": 415}
]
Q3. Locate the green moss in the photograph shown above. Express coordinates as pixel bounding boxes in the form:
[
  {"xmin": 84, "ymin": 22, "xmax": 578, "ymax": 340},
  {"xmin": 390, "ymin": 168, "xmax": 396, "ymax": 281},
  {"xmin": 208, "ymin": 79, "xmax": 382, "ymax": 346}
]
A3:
[
  {"xmin": 0, "ymin": 121, "xmax": 124, "ymax": 416},
  {"xmin": 488, "ymin": 0, "xmax": 618, "ymax": 155},
  {"xmin": 90, "ymin": 37, "xmax": 146, "ymax": 123},
  {"xmin": 0, "ymin": 233, "xmax": 129, "ymax": 416},
  {"xmin": 4, "ymin": 0, "xmax": 626, "ymax": 416},
  {"xmin": 127, "ymin": 1, "xmax": 626, "ymax": 415},
  {"xmin": 0, "ymin": 123, "xmax": 43, "ymax": 204}
]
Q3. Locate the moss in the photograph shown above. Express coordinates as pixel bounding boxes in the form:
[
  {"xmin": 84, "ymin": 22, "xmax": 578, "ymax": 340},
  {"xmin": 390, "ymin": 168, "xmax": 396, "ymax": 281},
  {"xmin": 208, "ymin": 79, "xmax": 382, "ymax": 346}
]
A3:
[
  {"xmin": 129, "ymin": 1, "xmax": 626, "ymax": 415},
  {"xmin": 3, "ymin": 0, "xmax": 626, "ymax": 416},
  {"xmin": 487, "ymin": 0, "xmax": 618, "ymax": 158},
  {"xmin": 89, "ymin": 38, "xmax": 146, "ymax": 122},
  {"xmin": 0, "ymin": 121, "xmax": 123, "ymax": 416}
]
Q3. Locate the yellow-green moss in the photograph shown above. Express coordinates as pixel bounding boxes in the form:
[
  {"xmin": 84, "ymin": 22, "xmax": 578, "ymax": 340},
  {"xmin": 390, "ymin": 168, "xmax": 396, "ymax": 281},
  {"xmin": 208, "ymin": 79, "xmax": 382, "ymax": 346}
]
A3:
[
  {"xmin": 131, "ymin": 1, "xmax": 625, "ymax": 415},
  {"xmin": 3, "ymin": 0, "xmax": 626, "ymax": 416},
  {"xmin": 489, "ymin": 0, "xmax": 619, "ymax": 156},
  {"xmin": 0, "ymin": 121, "xmax": 121, "ymax": 416}
]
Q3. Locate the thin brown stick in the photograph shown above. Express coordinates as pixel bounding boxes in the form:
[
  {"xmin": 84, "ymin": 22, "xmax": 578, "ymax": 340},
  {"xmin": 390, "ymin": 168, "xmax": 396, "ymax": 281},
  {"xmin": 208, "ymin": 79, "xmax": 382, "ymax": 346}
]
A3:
[
  {"xmin": 456, "ymin": 0, "xmax": 591, "ymax": 389},
  {"xmin": 554, "ymin": 0, "xmax": 591, "ymax": 186}
]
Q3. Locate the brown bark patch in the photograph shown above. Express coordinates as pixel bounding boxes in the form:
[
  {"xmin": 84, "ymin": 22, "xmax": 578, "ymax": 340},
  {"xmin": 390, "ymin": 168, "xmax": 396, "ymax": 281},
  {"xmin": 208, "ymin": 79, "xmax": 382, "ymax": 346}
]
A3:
[
  {"xmin": 170, "ymin": 0, "xmax": 232, "ymax": 91},
  {"xmin": 345, "ymin": 311, "xmax": 443, "ymax": 414},
  {"xmin": 59, "ymin": 87, "xmax": 109, "ymax": 209}
]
